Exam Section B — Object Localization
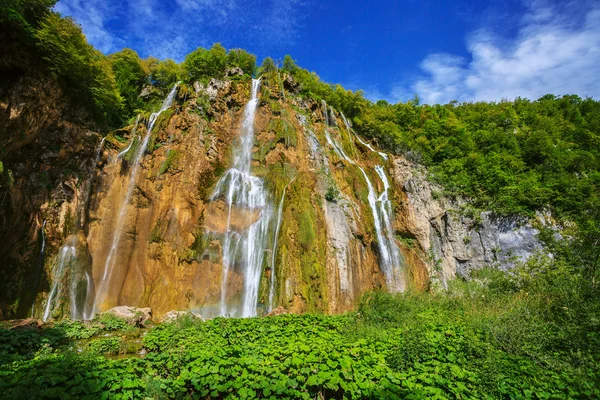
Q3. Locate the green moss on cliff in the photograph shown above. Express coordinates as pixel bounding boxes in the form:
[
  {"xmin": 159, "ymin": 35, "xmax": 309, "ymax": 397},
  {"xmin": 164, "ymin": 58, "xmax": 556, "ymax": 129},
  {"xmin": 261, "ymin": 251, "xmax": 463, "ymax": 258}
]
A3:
[
  {"xmin": 274, "ymin": 173, "xmax": 329, "ymax": 312},
  {"xmin": 158, "ymin": 149, "xmax": 180, "ymax": 175}
]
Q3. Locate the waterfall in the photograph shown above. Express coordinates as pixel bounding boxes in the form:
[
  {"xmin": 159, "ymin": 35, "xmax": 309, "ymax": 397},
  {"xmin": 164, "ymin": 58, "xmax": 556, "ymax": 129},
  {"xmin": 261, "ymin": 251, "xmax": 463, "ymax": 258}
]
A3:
[
  {"xmin": 96, "ymin": 137, "xmax": 106, "ymax": 161},
  {"xmin": 375, "ymin": 166, "xmax": 405, "ymax": 291},
  {"xmin": 323, "ymin": 106, "xmax": 404, "ymax": 291},
  {"xmin": 92, "ymin": 83, "xmax": 179, "ymax": 316},
  {"xmin": 42, "ymin": 240, "xmax": 77, "ymax": 322},
  {"xmin": 207, "ymin": 79, "xmax": 273, "ymax": 318},
  {"xmin": 31, "ymin": 220, "xmax": 47, "ymax": 317},
  {"xmin": 117, "ymin": 115, "xmax": 141, "ymax": 159},
  {"xmin": 268, "ymin": 178, "xmax": 294, "ymax": 312},
  {"xmin": 341, "ymin": 113, "xmax": 388, "ymax": 160}
]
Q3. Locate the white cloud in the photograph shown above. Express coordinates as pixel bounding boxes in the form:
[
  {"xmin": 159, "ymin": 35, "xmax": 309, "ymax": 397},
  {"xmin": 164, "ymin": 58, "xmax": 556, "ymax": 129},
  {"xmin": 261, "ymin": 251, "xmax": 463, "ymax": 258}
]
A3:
[{"xmin": 412, "ymin": 1, "xmax": 600, "ymax": 104}]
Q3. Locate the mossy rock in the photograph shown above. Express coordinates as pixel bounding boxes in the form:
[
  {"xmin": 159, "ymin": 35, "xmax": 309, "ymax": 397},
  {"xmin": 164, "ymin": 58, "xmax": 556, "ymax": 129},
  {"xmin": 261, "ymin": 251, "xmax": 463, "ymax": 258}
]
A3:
[{"xmin": 158, "ymin": 149, "xmax": 180, "ymax": 175}]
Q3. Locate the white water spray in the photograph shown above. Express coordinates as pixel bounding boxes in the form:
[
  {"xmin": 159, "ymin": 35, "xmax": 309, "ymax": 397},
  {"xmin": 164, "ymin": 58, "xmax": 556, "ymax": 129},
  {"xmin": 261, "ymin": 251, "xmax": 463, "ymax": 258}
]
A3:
[
  {"xmin": 42, "ymin": 241, "xmax": 77, "ymax": 322},
  {"xmin": 207, "ymin": 79, "xmax": 273, "ymax": 317},
  {"xmin": 92, "ymin": 83, "xmax": 179, "ymax": 316}
]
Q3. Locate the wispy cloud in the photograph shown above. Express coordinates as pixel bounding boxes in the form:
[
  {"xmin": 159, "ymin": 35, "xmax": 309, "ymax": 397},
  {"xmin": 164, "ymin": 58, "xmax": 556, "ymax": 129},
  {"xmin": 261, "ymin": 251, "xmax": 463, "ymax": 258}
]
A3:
[
  {"xmin": 54, "ymin": 0, "xmax": 308, "ymax": 60},
  {"xmin": 408, "ymin": 0, "xmax": 600, "ymax": 104}
]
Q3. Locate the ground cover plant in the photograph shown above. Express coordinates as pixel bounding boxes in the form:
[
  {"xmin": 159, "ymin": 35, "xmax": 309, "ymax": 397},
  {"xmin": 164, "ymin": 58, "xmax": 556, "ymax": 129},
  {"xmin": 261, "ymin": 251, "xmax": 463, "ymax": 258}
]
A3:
[{"xmin": 1, "ymin": 252, "xmax": 598, "ymax": 399}]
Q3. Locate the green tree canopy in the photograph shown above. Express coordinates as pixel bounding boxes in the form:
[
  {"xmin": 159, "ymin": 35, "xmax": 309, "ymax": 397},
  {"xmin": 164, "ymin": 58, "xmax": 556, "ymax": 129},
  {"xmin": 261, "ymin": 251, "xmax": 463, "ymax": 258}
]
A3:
[
  {"xmin": 260, "ymin": 57, "xmax": 277, "ymax": 74},
  {"xmin": 226, "ymin": 48, "xmax": 256, "ymax": 76},
  {"xmin": 34, "ymin": 13, "xmax": 123, "ymax": 125},
  {"xmin": 183, "ymin": 43, "xmax": 228, "ymax": 82},
  {"xmin": 110, "ymin": 48, "xmax": 146, "ymax": 116}
]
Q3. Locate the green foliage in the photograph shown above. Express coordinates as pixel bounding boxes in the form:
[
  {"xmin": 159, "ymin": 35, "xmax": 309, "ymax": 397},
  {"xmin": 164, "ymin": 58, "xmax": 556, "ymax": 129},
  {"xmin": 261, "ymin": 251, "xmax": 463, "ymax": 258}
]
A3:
[
  {"xmin": 325, "ymin": 186, "xmax": 339, "ymax": 203},
  {"xmin": 158, "ymin": 149, "xmax": 179, "ymax": 175},
  {"xmin": 282, "ymin": 54, "xmax": 297, "ymax": 72},
  {"xmin": 149, "ymin": 58, "xmax": 181, "ymax": 89},
  {"xmin": 110, "ymin": 48, "xmax": 146, "ymax": 116},
  {"xmin": 0, "ymin": 0, "xmax": 57, "ymax": 52},
  {"xmin": 34, "ymin": 13, "xmax": 124, "ymax": 125},
  {"xmin": 1, "ymin": 256, "xmax": 598, "ymax": 398},
  {"xmin": 183, "ymin": 44, "xmax": 257, "ymax": 83},
  {"xmin": 97, "ymin": 314, "xmax": 129, "ymax": 332},
  {"xmin": 226, "ymin": 48, "xmax": 256, "ymax": 76},
  {"xmin": 354, "ymin": 95, "xmax": 600, "ymax": 222},
  {"xmin": 260, "ymin": 56, "xmax": 277, "ymax": 74},
  {"xmin": 87, "ymin": 337, "xmax": 120, "ymax": 355},
  {"xmin": 183, "ymin": 43, "xmax": 227, "ymax": 83}
]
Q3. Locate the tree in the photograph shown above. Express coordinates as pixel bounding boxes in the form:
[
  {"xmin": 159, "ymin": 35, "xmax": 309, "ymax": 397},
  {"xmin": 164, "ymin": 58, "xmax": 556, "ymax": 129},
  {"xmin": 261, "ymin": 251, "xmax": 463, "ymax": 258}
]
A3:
[
  {"xmin": 183, "ymin": 43, "xmax": 227, "ymax": 82},
  {"xmin": 260, "ymin": 57, "xmax": 277, "ymax": 74},
  {"xmin": 152, "ymin": 59, "xmax": 181, "ymax": 89},
  {"xmin": 226, "ymin": 48, "xmax": 256, "ymax": 76},
  {"xmin": 110, "ymin": 48, "xmax": 146, "ymax": 117},
  {"xmin": 282, "ymin": 55, "xmax": 297, "ymax": 72},
  {"xmin": 34, "ymin": 13, "xmax": 123, "ymax": 125}
]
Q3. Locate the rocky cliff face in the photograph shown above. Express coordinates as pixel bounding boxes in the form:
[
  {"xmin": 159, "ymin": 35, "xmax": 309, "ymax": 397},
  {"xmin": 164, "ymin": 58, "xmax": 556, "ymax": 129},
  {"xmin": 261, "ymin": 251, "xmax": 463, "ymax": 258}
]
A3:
[
  {"xmin": 390, "ymin": 157, "xmax": 549, "ymax": 287},
  {"xmin": 0, "ymin": 74, "xmax": 549, "ymax": 320},
  {"xmin": 0, "ymin": 72, "xmax": 99, "ymax": 320}
]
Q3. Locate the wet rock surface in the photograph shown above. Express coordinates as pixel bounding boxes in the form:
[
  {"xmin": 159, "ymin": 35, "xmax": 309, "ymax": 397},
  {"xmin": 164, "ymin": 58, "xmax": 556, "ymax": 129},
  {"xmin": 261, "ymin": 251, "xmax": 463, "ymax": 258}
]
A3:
[{"xmin": 102, "ymin": 306, "xmax": 153, "ymax": 327}]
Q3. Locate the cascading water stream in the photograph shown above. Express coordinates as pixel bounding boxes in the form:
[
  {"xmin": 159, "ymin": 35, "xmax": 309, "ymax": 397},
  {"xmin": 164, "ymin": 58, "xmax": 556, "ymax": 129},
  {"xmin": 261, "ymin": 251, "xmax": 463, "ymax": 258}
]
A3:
[
  {"xmin": 92, "ymin": 83, "xmax": 179, "ymax": 316},
  {"xmin": 31, "ymin": 220, "xmax": 47, "ymax": 316},
  {"xmin": 341, "ymin": 113, "xmax": 388, "ymax": 160},
  {"xmin": 375, "ymin": 165, "xmax": 405, "ymax": 291},
  {"xmin": 268, "ymin": 178, "xmax": 294, "ymax": 312},
  {"xmin": 42, "ymin": 241, "xmax": 77, "ymax": 322},
  {"xmin": 207, "ymin": 79, "xmax": 273, "ymax": 318},
  {"xmin": 117, "ymin": 115, "xmax": 141, "ymax": 159},
  {"xmin": 323, "ymin": 104, "xmax": 404, "ymax": 291}
]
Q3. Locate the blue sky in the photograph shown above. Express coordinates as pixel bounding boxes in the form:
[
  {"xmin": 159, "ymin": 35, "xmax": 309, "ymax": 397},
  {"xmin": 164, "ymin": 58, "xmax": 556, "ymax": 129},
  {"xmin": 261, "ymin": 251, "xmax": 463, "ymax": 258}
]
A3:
[{"xmin": 55, "ymin": 0, "xmax": 600, "ymax": 104}]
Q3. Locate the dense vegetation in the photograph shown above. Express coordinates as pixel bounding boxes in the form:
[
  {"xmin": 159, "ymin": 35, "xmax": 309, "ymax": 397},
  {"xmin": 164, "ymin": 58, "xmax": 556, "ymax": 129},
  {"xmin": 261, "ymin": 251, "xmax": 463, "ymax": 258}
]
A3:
[
  {"xmin": 1, "ymin": 257, "xmax": 598, "ymax": 398},
  {"xmin": 0, "ymin": 1, "xmax": 256, "ymax": 128}
]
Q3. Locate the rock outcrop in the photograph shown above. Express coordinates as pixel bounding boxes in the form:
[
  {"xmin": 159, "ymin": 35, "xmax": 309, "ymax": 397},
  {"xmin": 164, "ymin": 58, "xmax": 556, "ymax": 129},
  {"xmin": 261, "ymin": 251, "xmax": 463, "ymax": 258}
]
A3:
[
  {"xmin": 390, "ymin": 156, "xmax": 547, "ymax": 286},
  {"xmin": 0, "ymin": 74, "xmax": 552, "ymax": 321},
  {"xmin": 102, "ymin": 306, "xmax": 152, "ymax": 327},
  {"xmin": 160, "ymin": 310, "xmax": 203, "ymax": 323}
]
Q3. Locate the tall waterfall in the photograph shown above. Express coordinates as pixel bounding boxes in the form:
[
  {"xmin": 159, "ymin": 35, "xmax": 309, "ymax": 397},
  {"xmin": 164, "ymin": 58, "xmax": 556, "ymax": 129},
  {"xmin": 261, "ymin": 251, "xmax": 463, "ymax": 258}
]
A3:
[
  {"xmin": 92, "ymin": 83, "xmax": 179, "ymax": 316},
  {"xmin": 375, "ymin": 165, "xmax": 405, "ymax": 291},
  {"xmin": 207, "ymin": 79, "xmax": 273, "ymax": 317},
  {"xmin": 42, "ymin": 239, "xmax": 77, "ymax": 322},
  {"xmin": 324, "ymin": 107, "xmax": 405, "ymax": 291}
]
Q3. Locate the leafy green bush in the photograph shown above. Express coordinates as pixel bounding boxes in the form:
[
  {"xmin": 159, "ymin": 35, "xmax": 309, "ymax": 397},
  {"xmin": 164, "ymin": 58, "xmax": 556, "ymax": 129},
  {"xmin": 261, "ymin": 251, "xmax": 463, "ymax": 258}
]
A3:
[{"xmin": 97, "ymin": 314, "xmax": 129, "ymax": 332}]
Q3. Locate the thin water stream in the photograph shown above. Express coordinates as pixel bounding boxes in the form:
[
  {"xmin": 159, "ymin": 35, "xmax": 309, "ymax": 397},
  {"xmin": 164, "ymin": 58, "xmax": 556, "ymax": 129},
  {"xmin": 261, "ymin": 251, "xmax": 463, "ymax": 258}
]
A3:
[{"xmin": 92, "ymin": 84, "xmax": 179, "ymax": 316}]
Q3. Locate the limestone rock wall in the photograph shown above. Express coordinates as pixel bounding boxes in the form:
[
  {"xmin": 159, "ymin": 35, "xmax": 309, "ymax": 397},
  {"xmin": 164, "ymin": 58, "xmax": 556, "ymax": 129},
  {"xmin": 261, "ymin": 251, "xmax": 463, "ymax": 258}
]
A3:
[
  {"xmin": 390, "ymin": 156, "xmax": 547, "ymax": 286},
  {"xmin": 2, "ymin": 74, "xmax": 550, "ymax": 320}
]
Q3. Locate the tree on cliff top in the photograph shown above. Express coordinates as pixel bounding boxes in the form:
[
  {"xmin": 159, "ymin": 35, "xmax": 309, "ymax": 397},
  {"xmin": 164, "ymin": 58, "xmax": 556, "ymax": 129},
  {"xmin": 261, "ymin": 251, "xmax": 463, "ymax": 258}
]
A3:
[{"xmin": 183, "ymin": 43, "xmax": 228, "ymax": 83}]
